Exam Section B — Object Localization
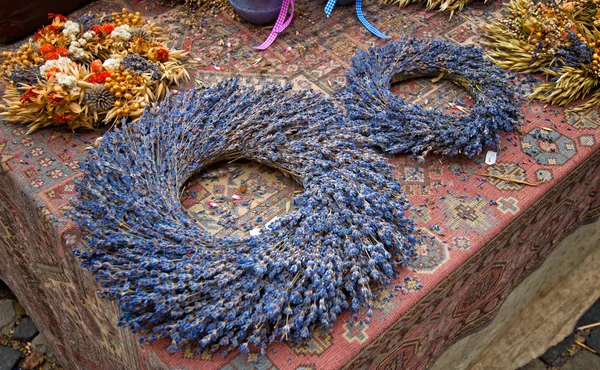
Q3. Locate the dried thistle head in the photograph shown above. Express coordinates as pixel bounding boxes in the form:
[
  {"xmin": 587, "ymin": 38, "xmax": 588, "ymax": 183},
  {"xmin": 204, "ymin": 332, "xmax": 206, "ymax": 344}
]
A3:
[
  {"xmin": 86, "ymin": 84, "xmax": 115, "ymax": 112},
  {"xmin": 130, "ymin": 28, "xmax": 151, "ymax": 41}
]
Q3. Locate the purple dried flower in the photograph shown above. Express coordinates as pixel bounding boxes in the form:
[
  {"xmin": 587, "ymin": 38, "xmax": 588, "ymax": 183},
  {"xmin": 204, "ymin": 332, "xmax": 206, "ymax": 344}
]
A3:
[
  {"xmin": 69, "ymin": 79, "xmax": 417, "ymax": 354},
  {"xmin": 338, "ymin": 37, "xmax": 523, "ymax": 159}
]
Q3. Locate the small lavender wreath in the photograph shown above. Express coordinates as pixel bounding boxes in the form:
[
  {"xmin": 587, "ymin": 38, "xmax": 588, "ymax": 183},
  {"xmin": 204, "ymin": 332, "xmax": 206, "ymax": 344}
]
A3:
[
  {"xmin": 339, "ymin": 37, "xmax": 522, "ymax": 160},
  {"xmin": 70, "ymin": 80, "xmax": 416, "ymax": 354}
]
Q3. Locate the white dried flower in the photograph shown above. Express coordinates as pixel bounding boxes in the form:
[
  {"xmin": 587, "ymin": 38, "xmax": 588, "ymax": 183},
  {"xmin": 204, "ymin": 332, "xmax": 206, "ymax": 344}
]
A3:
[
  {"xmin": 68, "ymin": 45, "xmax": 86, "ymax": 61},
  {"xmin": 40, "ymin": 57, "xmax": 76, "ymax": 76},
  {"xmin": 78, "ymin": 38, "xmax": 87, "ymax": 46},
  {"xmin": 110, "ymin": 24, "xmax": 132, "ymax": 41},
  {"xmin": 55, "ymin": 72, "xmax": 78, "ymax": 88},
  {"xmin": 102, "ymin": 58, "xmax": 122, "ymax": 71},
  {"xmin": 40, "ymin": 60, "xmax": 59, "ymax": 76},
  {"xmin": 83, "ymin": 32, "xmax": 94, "ymax": 40},
  {"xmin": 62, "ymin": 20, "xmax": 80, "ymax": 37}
]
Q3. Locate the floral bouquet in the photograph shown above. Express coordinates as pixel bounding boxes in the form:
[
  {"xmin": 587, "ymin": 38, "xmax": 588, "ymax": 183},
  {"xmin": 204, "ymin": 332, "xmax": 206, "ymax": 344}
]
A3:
[
  {"xmin": 484, "ymin": 0, "xmax": 600, "ymax": 110},
  {"xmin": 0, "ymin": 9, "xmax": 189, "ymax": 133}
]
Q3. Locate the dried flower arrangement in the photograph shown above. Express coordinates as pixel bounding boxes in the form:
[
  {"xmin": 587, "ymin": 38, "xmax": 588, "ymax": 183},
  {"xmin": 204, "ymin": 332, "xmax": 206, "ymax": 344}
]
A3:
[
  {"xmin": 338, "ymin": 37, "xmax": 523, "ymax": 161},
  {"xmin": 69, "ymin": 79, "xmax": 416, "ymax": 354},
  {"xmin": 0, "ymin": 10, "xmax": 189, "ymax": 133},
  {"xmin": 484, "ymin": 0, "xmax": 600, "ymax": 109}
]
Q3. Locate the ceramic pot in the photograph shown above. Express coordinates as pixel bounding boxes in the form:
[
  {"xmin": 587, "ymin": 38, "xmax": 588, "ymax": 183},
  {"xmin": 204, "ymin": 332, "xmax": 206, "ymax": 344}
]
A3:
[{"xmin": 229, "ymin": 0, "xmax": 285, "ymax": 25}]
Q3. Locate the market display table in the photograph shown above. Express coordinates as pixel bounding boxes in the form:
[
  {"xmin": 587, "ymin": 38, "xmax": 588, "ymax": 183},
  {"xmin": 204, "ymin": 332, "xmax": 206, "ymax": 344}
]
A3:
[{"xmin": 0, "ymin": 1, "xmax": 599, "ymax": 369}]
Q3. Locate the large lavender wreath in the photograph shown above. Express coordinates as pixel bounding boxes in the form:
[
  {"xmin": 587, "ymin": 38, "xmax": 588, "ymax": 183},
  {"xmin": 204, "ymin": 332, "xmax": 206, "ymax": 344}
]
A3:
[
  {"xmin": 70, "ymin": 80, "xmax": 416, "ymax": 354},
  {"xmin": 339, "ymin": 37, "xmax": 522, "ymax": 160}
]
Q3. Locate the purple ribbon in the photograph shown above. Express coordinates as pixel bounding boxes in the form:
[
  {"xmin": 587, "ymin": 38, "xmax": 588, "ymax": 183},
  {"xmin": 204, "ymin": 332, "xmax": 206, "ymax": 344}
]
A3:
[{"xmin": 254, "ymin": 0, "xmax": 295, "ymax": 50}]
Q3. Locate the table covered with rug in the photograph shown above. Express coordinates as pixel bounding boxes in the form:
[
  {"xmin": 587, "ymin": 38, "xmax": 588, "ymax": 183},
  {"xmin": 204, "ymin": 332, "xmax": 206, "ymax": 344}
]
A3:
[{"xmin": 0, "ymin": 0, "xmax": 598, "ymax": 369}]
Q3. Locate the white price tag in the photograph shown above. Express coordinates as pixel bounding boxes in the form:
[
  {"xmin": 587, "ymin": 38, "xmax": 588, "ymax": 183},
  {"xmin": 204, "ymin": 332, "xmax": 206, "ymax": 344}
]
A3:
[
  {"xmin": 249, "ymin": 228, "xmax": 261, "ymax": 236},
  {"xmin": 485, "ymin": 151, "xmax": 497, "ymax": 165},
  {"xmin": 265, "ymin": 217, "xmax": 279, "ymax": 229}
]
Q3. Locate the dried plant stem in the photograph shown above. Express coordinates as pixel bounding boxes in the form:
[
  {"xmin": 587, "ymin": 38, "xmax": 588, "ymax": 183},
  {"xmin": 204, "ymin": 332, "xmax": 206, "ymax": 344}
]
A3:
[{"xmin": 480, "ymin": 174, "xmax": 537, "ymax": 187}]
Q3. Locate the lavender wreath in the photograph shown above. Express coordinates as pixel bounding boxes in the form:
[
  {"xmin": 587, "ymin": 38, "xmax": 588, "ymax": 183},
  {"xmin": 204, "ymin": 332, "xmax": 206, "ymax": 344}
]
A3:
[
  {"xmin": 70, "ymin": 80, "xmax": 416, "ymax": 354},
  {"xmin": 338, "ymin": 37, "xmax": 522, "ymax": 160}
]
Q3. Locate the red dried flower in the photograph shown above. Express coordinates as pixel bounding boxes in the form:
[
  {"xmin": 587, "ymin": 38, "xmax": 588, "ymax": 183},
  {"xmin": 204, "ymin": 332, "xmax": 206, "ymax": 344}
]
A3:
[
  {"xmin": 88, "ymin": 71, "xmax": 112, "ymax": 84},
  {"xmin": 48, "ymin": 13, "xmax": 67, "ymax": 22},
  {"xmin": 35, "ymin": 25, "xmax": 59, "ymax": 40},
  {"xmin": 44, "ymin": 52, "xmax": 59, "ymax": 61},
  {"xmin": 53, "ymin": 113, "xmax": 74, "ymax": 123},
  {"xmin": 55, "ymin": 47, "xmax": 69, "ymax": 57},
  {"xmin": 48, "ymin": 93, "xmax": 63, "ymax": 104},
  {"xmin": 92, "ymin": 25, "xmax": 104, "ymax": 35},
  {"xmin": 156, "ymin": 48, "xmax": 169, "ymax": 62},
  {"xmin": 39, "ymin": 44, "xmax": 56, "ymax": 55},
  {"xmin": 90, "ymin": 60, "xmax": 103, "ymax": 73},
  {"xmin": 102, "ymin": 23, "xmax": 115, "ymax": 34},
  {"xmin": 20, "ymin": 89, "xmax": 38, "ymax": 104},
  {"xmin": 46, "ymin": 25, "xmax": 59, "ymax": 34},
  {"xmin": 45, "ymin": 67, "xmax": 59, "ymax": 80}
]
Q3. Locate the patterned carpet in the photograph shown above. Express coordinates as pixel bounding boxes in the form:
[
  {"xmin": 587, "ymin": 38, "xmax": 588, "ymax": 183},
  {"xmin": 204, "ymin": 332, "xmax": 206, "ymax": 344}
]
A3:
[{"xmin": 0, "ymin": 0, "xmax": 598, "ymax": 369}]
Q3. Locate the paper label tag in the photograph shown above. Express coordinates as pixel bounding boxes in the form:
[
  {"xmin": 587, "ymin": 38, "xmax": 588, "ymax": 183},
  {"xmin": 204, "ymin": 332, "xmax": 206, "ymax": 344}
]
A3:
[
  {"xmin": 249, "ymin": 216, "xmax": 280, "ymax": 236},
  {"xmin": 265, "ymin": 216, "xmax": 279, "ymax": 229},
  {"xmin": 485, "ymin": 151, "xmax": 497, "ymax": 165}
]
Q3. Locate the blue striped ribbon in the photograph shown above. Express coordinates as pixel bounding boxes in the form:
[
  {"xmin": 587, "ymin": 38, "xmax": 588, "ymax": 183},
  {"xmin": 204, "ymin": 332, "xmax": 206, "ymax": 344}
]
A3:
[{"xmin": 324, "ymin": 0, "xmax": 387, "ymax": 39}]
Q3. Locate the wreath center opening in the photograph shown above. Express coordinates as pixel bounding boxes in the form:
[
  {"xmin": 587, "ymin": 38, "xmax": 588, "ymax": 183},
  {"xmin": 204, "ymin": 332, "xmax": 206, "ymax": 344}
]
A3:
[
  {"xmin": 389, "ymin": 72, "xmax": 475, "ymax": 116},
  {"xmin": 179, "ymin": 159, "xmax": 302, "ymax": 237}
]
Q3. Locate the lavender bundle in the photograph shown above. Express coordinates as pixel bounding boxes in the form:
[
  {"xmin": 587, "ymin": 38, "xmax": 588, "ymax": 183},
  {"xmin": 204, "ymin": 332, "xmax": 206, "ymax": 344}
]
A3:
[
  {"xmin": 70, "ymin": 80, "xmax": 416, "ymax": 354},
  {"xmin": 338, "ymin": 37, "xmax": 523, "ymax": 161}
]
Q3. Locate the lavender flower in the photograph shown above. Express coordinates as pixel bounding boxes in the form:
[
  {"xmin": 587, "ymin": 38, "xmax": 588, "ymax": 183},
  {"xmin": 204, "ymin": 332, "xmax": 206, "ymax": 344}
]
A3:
[
  {"xmin": 338, "ymin": 37, "xmax": 523, "ymax": 159},
  {"xmin": 76, "ymin": 14, "xmax": 96, "ymax": 32},
  {"xmin": 122, "ymin": 54, "xmax": 160, "ymax": 80},
  {"xmin": 4, "ymin": 64, "xmax": 39, "ymax": 90},
  {"xmin": 69, "ymin": 79, "xmax": 416, "ymax": 354}
]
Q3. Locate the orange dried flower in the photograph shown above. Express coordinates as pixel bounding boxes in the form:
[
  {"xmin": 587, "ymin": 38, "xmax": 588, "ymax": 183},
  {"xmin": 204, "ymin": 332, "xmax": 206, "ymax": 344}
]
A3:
[
  {"xmin": 56, "ymin": 47, "xmax": 69, "ymax": 57},
  {"xmin": 44, "ymin": 52, "xmax": 59, "ymax": 61},
  {"xmin": 47, "ymin": 25, "xmax": 59, "ymax": 32},
  {"xmin": 155, "ymin": 48, "xmax": 169, "ymax": 62},
  {"xmin": 39, "ymin": 44, "xmax": 56, "ymax": 55},
  {"xmin": 102, "ymin": 23, "xmax": 115, "ymax": 34},
  {"xmin": 48, "ymin": 13, "xmax": 67, "ymax": 22},
  {"xmin": 45, "ymin": 67, "xmax": 60, "ymax": 80},
  {"xmin": 90, "ymin": 60, "xmax": 103, "ymax": 73},
  {"xmin": 20, "ymin": 89, "xmax": 38, "ymax": 104},
  {"xmin": 48, "ymin": 93, "xmax": 63, "ymax": 104},
  {"xmin": 53, "ymin": 113, "xmax": 74, "ymax": 123},
  {"xmin": 34, "ymin": 25, "xmax": 59, "ymax": 40},
  {"xmin": 92, "ymin": 25, "xmax": 104, "ymax": 35},
  {"xmin": 88, "ymin": 71, "xmax": 111, "ymax": 84}
]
